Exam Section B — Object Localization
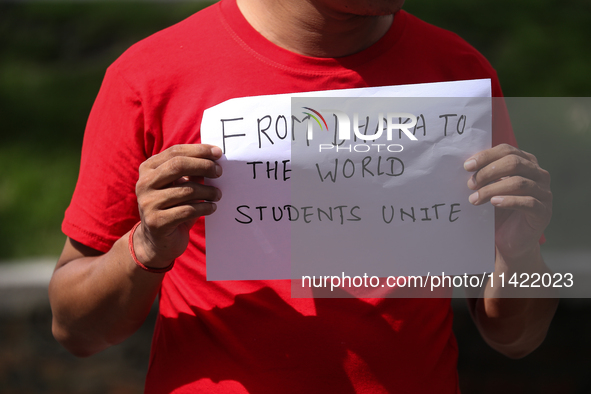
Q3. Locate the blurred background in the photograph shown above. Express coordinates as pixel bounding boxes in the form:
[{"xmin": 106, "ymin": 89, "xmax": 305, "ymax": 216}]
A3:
[{"xmin": 0, "ymin": 0, "xmax": 589, "ymax": 393}]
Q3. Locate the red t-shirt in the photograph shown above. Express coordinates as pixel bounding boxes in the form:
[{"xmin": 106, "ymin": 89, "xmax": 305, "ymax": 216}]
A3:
[{"xmin": 63, "ymin": 1, "xmax": 517, "ymax": 392}]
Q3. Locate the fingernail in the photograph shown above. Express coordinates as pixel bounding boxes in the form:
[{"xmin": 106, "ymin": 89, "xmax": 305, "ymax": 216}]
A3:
[
  {"xmin": 215, "ymin": 164, "xmax": 223, "ymax": 177},
  {"xmin": 467, "ymin": 175, "xmax": 477, "ymax": 189},
  {"xmin": 491, "ymin": 197, "xmax": 504, "ymax": 206},
  {"xmin": 211, "ymin": 203, "xmax": 217, "ymax": 212},
  {"xmin": 464, "ymin": 159, "xmax": 477, "ymax": 171},
  {"xmin": 469, "ymin": 192, "xmax": 479, "ymax": 204},
  {"xmin": 211, "ymin": 146, "xmax": 222, "ymax": 157},
  {"xmin": 215, "ymin": 189, "xmax": 222, "ymax": 201}
]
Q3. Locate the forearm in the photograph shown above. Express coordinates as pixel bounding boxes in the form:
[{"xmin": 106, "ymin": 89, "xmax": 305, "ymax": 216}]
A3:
[
  {"xmin": 470, "ymin": 245, "xmax": 558, "ymax": 358},
  {"xmin": 49, "ymin": 234, "xmax": 165, "ymax": 357},
  {"xmin": 50, "ymin": 145, "xmax": 222, "ymax": 357}
]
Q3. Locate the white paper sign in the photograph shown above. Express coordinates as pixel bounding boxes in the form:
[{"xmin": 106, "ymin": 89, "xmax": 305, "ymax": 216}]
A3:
[{"xmin": 201, "ymin": 79, "xmax": 494, "ymax": 280}]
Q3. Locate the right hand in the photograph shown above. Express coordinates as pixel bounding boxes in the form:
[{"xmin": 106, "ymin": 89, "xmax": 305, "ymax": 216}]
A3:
[{"xmin": 133, "ymin": 144, "xmax": 223, "ymax": 268}]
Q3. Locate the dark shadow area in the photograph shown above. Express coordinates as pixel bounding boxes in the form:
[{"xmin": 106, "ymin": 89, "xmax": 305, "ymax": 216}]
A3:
[
  {"xmin": 454, "ymin": 299, "xmax": 591, "ymax": 394},
  {"xmin": 0, "ymin": 295, "xmax": 156, "ymax": 394}
]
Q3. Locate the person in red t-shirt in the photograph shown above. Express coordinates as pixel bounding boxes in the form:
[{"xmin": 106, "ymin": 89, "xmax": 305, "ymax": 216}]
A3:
[{"xmin": 49, "ymin": 0, "xmax": 557, "ymax": 392}]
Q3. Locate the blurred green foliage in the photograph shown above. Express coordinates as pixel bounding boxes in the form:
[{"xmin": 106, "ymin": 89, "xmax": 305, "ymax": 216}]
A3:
[
  {"xmin": 405, "ymin": 0, "xmax": 591, "ymax": 96},
  {"xmin": 0, "ymin": 0, "xmax": 589, "ymax": 260},
  {"xmin": 0, "ymin": 1, "xmax": 213, "ymax": 258},
  {"xmin": 404, "ymin": 0, "xmax": 591, "ymax": 250}
]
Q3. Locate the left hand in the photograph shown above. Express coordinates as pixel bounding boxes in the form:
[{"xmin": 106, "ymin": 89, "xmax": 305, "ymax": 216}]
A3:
[{"xmin": 464, "ymin": 144, "xmax": 552, "ymax": 260}]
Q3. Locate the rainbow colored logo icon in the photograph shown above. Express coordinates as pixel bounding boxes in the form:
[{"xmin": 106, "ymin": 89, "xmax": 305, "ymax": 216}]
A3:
[{"xmin": 302, "ymin": 107, "xmax": 328, "ymax": 131}]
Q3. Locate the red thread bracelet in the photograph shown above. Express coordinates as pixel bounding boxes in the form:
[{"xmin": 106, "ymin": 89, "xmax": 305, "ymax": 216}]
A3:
[{"xmin": 128, "ymin": 221, "xmax": 175, "ymax": 273}]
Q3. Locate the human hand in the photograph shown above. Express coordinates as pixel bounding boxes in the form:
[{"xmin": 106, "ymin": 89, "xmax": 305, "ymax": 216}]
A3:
[
  {"xmin": 133, "ymin": 144, "xmax": 223, "ymax": 268},
  {"xmin": 464, "ymin": 144, "xmax": 552, "ymax": 260}
]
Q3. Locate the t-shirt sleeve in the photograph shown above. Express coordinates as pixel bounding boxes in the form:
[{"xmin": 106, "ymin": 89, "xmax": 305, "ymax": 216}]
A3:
[
  {"xmin": 62, "ymin": 65, "xmax": 147, "ymax": 253},
  {"xmin": 490, "ymin": 75, "xmax": 518, "ymax": 148}
]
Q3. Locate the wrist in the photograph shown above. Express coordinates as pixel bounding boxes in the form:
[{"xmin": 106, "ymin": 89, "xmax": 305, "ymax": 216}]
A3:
[
  {"xmin": 129, "ymin": 222, "xmax": 175, "ymax": 273},
  {"xmin": 496, "ymin": 243, "xmax": 544, "ymax": 275}
]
